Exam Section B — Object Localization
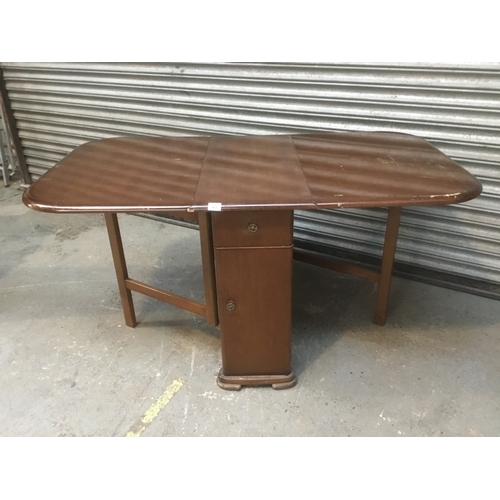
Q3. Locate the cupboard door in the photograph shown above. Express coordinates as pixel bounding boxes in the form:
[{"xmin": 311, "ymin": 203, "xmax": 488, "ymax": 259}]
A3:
[{"xmin": 215, "ymin": 246, "xmax": 293, "ymax": 376}]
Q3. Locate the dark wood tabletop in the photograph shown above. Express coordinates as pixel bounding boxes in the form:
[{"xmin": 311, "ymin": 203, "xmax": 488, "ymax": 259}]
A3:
[{"xmin": 23, "ymin": 132, "xmax": 482, "ymax": 214}]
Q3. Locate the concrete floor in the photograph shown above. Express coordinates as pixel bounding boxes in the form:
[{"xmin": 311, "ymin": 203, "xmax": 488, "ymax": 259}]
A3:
[{"xmin": 1, "ymin": 177, "xmax": 499, "ymax": 437}]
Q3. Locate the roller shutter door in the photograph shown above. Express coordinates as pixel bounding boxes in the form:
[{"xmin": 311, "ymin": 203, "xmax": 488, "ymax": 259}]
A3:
[{"xmin": 1, "ymin": 62, "xmax": 499, "ymax": 295}]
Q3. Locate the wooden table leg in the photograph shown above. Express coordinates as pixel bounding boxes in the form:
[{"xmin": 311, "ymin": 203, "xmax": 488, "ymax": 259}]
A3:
[
  {"xmin": 373, "ymin": 206, "xmax": 402, "ymax": 326},
  {"xmin": 197, "ymin": 212, "xmax": 219, "ymax": 327},
  {"xmin": 104, "ymin": 212, "xmax": 137, "ymax": 328}
]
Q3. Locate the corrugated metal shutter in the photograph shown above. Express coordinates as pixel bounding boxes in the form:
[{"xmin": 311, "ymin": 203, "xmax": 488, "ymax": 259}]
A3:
[{"xmin": 1, "ymin": 62, "xmax": 499, "ymax": 293}]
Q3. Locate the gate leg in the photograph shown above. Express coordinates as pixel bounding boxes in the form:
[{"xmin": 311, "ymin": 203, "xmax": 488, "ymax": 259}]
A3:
[
  {"xmin": 374, "ymin": 206, "xmax": 402, "ymax": 326},
  {"xmin": 104, "ymin": 212, "xmax": 137, "ymax": 327}
]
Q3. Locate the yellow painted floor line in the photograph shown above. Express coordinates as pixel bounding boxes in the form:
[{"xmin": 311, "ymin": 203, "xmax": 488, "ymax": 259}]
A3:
[{"xmin": 126, "ymin": 378, "xmax": 184, "ymax": 437}]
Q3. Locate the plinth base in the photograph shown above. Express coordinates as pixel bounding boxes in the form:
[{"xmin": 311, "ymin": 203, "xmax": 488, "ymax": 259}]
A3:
[{"xmin": 217, "ymin": 369, "xmax": 296, "ymax": 391}]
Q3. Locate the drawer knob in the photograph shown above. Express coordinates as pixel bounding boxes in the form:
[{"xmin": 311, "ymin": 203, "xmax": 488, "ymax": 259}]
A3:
[
  {"xmin": 248, "ymin": 223, "xmax": 258, "ymax": 233},
  {"xmin": 226, "ymin": 300, "xmax": 236, "ymax": 312}
]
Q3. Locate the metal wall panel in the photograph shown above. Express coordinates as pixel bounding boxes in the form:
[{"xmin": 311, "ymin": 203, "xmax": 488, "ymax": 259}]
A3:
[{"xmin": 1, "ymin": 62, "xmax": 499, "ymax": 290}]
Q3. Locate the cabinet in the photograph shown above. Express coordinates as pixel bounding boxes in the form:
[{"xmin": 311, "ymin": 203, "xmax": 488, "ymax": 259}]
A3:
[{"xmin": 212, "ymin": 210, "xmax": 296, "ymax": 389}]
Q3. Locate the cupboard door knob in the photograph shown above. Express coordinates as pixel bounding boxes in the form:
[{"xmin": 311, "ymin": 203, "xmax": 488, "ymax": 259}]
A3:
[
  {"xmin": 248, "ymin": 223, "xmax": 258, "ymax": 233},
  {"xmin": 226, "ymin": 300, "xmax": 236, "ymax": 312}
]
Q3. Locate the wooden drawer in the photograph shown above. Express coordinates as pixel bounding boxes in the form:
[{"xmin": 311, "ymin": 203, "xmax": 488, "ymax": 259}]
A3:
[{"xmin": 212, "ymin": 210, "xmax": 293, "ymax": 248}]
